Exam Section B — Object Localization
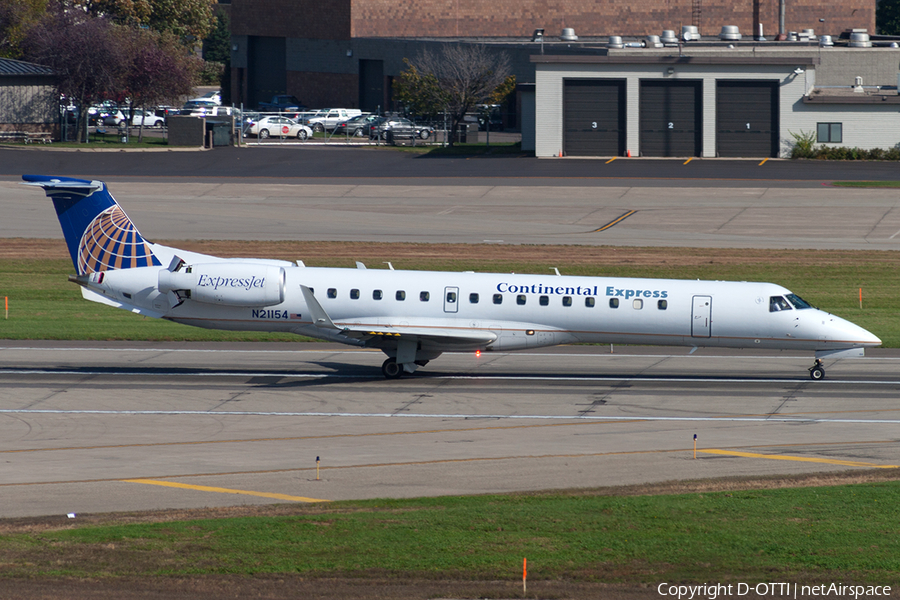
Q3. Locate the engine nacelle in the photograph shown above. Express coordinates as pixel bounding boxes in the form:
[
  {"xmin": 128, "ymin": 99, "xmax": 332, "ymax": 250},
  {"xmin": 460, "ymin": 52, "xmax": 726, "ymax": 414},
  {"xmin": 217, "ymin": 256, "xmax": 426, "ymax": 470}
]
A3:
[{"xmin": 158, "ymin": 263, "xmax": 285, "ymax": 307}]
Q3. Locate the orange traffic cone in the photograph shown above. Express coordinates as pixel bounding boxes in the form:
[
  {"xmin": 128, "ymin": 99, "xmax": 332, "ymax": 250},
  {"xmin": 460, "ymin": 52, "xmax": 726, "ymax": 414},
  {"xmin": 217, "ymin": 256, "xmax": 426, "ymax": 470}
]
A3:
[
  {"xmin": 626, "ymin": 150, "xmax": 631, "ymax": 157},
  {"xmin": 558, "ymin": 149, "xmax": 563, "ymax": 157}
]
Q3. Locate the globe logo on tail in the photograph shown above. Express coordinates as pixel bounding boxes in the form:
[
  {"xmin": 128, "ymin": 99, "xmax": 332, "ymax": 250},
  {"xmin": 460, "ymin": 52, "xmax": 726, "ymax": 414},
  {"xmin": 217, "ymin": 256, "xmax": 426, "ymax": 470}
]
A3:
[{"xmin": 77, "ymin": 205, "xmax": 158, "ymax": 274}]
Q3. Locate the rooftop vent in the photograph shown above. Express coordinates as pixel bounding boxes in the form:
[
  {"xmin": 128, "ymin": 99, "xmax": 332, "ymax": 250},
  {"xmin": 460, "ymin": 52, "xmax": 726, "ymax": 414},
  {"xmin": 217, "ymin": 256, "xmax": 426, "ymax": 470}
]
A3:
[
  {"xmin": 645, "ymin": 35, "xmax": 663, "ymax": 48},
  {"xmin": 681, "ymin": 25, "xmax": 699, "ymax": 41},
  {"xmin": 561, "ymin": 28, "xmax": 578, "ymax": 41},
  {"xmin": 819, "ymin": 35, "xmax": 833, "ymax": 47},
  {"xmin": 719, "ymin": 26, "xmax": 741, "ymax": 41},
  {"xmin": 660, "ymin": 29, "xmax": 678, "ymax": 44},
  {"xmin": 849, "ymin": 31, "xmax": 871, "ymax": 47},
  {"xmin": 607, "ymin": 35, "xmax": 624, "ymax": 49}
]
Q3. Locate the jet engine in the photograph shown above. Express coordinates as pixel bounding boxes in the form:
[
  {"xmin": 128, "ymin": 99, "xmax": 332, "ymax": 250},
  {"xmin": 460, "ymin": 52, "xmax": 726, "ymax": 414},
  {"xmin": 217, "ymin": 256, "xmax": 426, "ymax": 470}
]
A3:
[{"xmin": 158, "ymin": 262, "xmax": 285, "ymax": 307}]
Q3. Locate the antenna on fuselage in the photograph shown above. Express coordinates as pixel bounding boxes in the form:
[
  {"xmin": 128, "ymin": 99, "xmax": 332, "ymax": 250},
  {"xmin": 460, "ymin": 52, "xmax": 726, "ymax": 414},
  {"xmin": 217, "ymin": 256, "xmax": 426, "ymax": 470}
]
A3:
[
  {"xmin": 551, "ymin": 267, "xmax": 561, "ymax": 276},
  {"xmin": 383, "ymin": 262, "xmax": 394, "ymax": 270}
]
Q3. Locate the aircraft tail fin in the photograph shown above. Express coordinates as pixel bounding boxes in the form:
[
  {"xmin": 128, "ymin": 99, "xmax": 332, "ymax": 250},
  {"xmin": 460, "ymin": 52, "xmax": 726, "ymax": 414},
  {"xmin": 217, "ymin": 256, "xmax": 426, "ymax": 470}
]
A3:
[{"xmin": 23, "ymin": 175, "xmax": 161, "ymax": 275}]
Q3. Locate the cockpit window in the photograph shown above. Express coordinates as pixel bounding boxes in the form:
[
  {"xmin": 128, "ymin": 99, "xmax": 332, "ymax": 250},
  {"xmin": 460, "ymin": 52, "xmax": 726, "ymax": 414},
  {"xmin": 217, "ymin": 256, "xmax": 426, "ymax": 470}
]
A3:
[
  {"xmin": 769, "ymin": 296, "xmax": 792, "ymax": 312},
  {"xmin": 786, "ymin": 293, "xmax": 812, "ymax": 309}
]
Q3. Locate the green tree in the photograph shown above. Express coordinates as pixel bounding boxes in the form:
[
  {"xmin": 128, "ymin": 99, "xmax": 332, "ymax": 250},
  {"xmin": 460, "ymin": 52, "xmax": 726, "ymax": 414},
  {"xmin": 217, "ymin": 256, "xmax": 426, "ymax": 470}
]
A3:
[
  {"xmin": 395, "ymin": 44, "xmax": 513, "ymax": 146},
  {"xmin": 0, "ymin": 0, "xmax": 47, "ymax": 58},
  {"xmin": 877, "ymin": 0, "xmax": 900, "ymax": 34}
]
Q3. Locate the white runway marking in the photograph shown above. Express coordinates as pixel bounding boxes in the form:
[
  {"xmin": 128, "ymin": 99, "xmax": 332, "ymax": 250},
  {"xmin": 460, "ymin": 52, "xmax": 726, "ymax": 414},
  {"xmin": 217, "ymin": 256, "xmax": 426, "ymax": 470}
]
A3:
[{"xmin": 1, "ymin": 408, "xmax": 900, "ymax": 424}]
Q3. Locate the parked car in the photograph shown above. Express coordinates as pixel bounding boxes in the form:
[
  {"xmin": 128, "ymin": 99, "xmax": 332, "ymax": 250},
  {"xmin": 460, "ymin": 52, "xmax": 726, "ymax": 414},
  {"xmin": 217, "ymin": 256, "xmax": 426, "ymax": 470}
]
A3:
[
  {"xmin": 180, "ymin": 99, "xmax": 218, "ymax": 114},
  {"xmin": 303, "ymin": 108, "xmax": 363, "ymax": 132},
  {"xmin": 131, "ymin": 109, "xmax": 165, "ymax": 128},
  {"xmin": 332, "ymin": 113, "xmax": 378, "ymax": 137},
  {"xmin": 102, "ymin": 110, "xmax": 126, "ymax": 126},
  {"xmin": 189, "ymin": 91, "xmax": 221, "ymax": 105},
  {"xmin": 258, "ymin": 95, "xmax": 306, "ymax": 112},
  {"xmin": 244, "ymin": 115, "xmax": 312, "ymax": 140},
  {"xmin": 372, "ymin": 117, "xmax": 434, "ymax": 140}
]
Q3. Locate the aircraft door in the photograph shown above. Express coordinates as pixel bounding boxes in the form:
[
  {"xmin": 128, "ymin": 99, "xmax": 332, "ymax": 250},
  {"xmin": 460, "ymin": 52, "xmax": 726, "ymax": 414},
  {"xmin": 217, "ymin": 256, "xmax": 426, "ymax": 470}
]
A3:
[
  {"xmin": 444, "ymin": 286, "xmax": 459, "ymax": 313},
  {"xmin": 691, "ymin": 295, "xmax": 712, "ymax": 338}
]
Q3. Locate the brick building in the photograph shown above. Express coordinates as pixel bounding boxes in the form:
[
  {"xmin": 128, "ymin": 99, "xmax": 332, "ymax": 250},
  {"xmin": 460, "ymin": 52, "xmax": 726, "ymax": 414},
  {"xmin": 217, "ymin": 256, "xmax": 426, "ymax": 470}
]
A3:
[{"xmin": 228, "ymin": 0, "xmax": 875, "ymax": 123}]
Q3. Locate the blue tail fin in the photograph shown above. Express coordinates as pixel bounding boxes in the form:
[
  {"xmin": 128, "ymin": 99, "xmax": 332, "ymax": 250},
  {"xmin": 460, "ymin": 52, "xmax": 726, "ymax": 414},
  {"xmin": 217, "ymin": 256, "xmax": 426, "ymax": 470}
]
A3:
[{"xmin": 23, "ymin": 175, "xmax": 161, "ymax": 275}]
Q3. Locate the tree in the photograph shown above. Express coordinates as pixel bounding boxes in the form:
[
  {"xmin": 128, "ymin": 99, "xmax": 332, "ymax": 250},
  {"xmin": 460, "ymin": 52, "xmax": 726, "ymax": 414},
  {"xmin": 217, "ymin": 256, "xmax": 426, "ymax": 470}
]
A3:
[
  {"xmin": 120, "ymin": 27, "xmax": 199, "ymax": 141},
  {"xmin": 877, "ymin": 0, "xmax": 900, "ymax": 34},
  {"xmin": 0, "ymin": 0, "xmax": 47, "ymax": 59},
  {"xmin": 23, "ymin": 7, "xmax": 127, "ymax": 141},
  {"xmin": 395, "ymin": 44, "xmax": 513, "ymax": 146}
]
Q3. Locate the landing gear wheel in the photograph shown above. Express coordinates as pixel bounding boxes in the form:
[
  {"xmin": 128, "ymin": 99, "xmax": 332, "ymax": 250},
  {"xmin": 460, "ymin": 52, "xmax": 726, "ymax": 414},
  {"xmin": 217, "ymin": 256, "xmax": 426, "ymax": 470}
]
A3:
[
  {"xmin": 382, "ymin": 357, "xmax": 403, "ymax": 379},
  {"xmin": 809, "ymin": 359, "xmax": 825, "ymax": 381}
]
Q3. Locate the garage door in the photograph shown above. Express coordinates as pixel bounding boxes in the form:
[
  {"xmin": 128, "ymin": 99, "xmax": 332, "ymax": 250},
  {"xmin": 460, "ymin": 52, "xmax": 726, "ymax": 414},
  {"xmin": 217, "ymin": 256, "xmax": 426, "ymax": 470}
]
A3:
[
  {"xmin": 563, "ymin": 79, "xmax": 626, "ymax": 156},
  {"xmin": 716, "ymin": 81, "xmax": 779, "ymax": 157},
  {"xmin": 639, "ymin": 80, "xmax": 702, "ymax": 157}
]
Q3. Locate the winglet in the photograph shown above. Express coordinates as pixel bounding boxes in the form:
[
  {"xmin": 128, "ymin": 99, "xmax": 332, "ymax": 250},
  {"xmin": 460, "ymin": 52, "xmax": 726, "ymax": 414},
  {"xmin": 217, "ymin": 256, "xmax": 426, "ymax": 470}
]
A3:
[{"xmin": 300, "ymin": 285, "xmax": 339, "ymax": 329}]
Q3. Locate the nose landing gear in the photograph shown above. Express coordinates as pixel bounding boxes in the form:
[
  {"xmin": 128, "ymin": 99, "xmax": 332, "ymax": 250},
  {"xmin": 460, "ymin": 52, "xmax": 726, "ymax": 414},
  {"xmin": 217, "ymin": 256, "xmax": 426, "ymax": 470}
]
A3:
[{"xmin": 809, "ymin": 359, "xmax": 825, "ymax": 380}]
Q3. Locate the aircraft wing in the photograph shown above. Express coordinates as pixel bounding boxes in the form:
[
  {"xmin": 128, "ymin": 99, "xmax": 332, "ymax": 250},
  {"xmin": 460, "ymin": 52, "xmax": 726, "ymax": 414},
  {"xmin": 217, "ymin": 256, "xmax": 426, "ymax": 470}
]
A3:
[{"xmin": 299, "ymin": 285, "xmax": 496, "ymax": 347}]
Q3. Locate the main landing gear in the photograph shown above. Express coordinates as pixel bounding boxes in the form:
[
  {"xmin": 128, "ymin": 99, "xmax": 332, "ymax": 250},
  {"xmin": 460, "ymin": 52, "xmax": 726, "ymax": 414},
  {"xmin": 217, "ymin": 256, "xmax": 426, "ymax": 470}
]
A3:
[
  {"xmin": 382, "ymin": 357, "xmax": 403, "ymax": 379},
  {"xmin": 809, "ymin": 359, "xmax": 825, "ymax": 381},
  {"xmin": 380, "ymin": 357, "xmax": 429, "ymax": 379}
]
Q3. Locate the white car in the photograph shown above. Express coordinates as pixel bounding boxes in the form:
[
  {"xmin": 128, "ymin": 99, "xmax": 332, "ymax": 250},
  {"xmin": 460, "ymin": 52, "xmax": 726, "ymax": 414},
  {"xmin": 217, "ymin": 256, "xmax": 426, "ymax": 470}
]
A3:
[
  {"xmin": 131, "ymin": 110, "xmax": 165, "ymax": 128},
  {"xmin": 245, "ymin": 115, "xmax": 312, "ymax": 140},
  {"xmin": 188, "ymin": 91, "xmax": 221, "ymax": 105},
  {"xmin": 102, "ymin": 110, "xmax": 126, "ymax": 126}
]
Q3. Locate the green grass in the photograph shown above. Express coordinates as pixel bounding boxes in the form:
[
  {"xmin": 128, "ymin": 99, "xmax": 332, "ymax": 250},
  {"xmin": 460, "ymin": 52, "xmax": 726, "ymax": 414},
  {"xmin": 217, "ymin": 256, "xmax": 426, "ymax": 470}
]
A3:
[
  {"xmin": 4, "ymin": 482, "xmax": 900, "ymax": 582},
  {"xmin": 0, "ymin": 253, "xmax": 896, "ymax": 345},
  {"xmin": 831, "ymin": 181, "xmax": 900, "ymax": 188}
]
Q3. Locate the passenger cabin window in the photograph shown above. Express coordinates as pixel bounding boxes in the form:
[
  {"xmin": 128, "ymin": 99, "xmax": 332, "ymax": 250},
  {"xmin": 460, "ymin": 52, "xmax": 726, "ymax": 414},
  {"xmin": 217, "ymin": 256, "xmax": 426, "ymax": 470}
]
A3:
[
  {"xmin": 396, "ymin": 290, "xmax": 406, "ymax": 301},
  {"xmin": 373, "ymin": 289, "xmax": 383, "ymax": 300},
  {"xmin": 539, "ymin": 295, "xmax": 549, "ymax": 306},
  {"xmin": 350, "ymin": 289, "xmax": 360, "ymax": 299},
  {"xmin": 609, "ymin": 298, "xmax": 619, "ymax": 309},
  {"xmin": 517, "ymin": 294, "xmax": 526, "ymax": 305},
  {"xmin": 327, "ymin": 288, "xmax": 337, "ymax": 299},
  {"xmin": 420, "ymin": 291, "xmax": 430, "ymax": 302},
  {"xmin": 770, "ymin": 296, "xmax": 792, "ymax": 312},
  {"xmin": 658, "ymin": 299, "xmax": 668, "ymax": 310},
  {"xmin": 469, "ymin": 293, "xmax": 479, "ymax": 304},
  {"xmin": 562, "ymin": 296, "xmax": 572, "ymax": 307},
  {"xmin": 446, "ymin": 291, "xmax": 457, "ymax": 303},
  {"xmin": 633, "ymin": 299, "xmax": 643, "ymax": 309},
  {"xmin": 585, "ymin": 297, "xmax": 595, "ymax": 308},
  {"xmin": 493, "ymin": 294, "xmax": 503, "ymax": 305}
]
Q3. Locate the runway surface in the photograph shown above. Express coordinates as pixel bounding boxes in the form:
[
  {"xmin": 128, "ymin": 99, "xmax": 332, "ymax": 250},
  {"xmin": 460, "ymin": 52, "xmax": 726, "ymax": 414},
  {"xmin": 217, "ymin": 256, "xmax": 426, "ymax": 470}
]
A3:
[
  {"xmin": 4, "ymin": 179, "xmax": 900, "ymax": 249},
  {"xmin": 1, "ymin": 342, "xmax": 898, "ymax": 518}
]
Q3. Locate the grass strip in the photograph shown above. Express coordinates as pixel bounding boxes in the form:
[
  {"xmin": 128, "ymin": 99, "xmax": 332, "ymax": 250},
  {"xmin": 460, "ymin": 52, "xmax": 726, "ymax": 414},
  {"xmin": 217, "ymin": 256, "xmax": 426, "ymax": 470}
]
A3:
[
  {"xmin": 3, "ymin": 481, "xmax": 900, "ymax": 583},
  {"xmin": 831, "ymin": 181, "xmax": 900, "ymax": 188},
  {"xmin": 0, "ymin": 245, "xmax": 896, "ymax": 345}
]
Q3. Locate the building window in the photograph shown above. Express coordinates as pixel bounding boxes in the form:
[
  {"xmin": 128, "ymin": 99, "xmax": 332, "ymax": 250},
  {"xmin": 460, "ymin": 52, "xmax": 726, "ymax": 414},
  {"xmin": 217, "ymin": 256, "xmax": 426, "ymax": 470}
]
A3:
[
  {"xmin": 350, "ymin": 289, "xmax": 360, "ymax": 299},
  {"xmin": 517, "ymin": 294, "xmax": 526, "ymax": 305},
  {"xmin": 817, "ymin": 122, "xmax": 842, "ymax": 143},
  {"xmin": 420, "ymin": 291, "xmax": 430, "ymax": 302},
  {"xmin": 327, "ymin": 288, "xmax": 337, "ymax": 299},
  {"xmin": 585, "ymin": 297, "xmax": 595, "ymax": 308},
  {"xmin": 493, "ymin": 294, "xmax": 503, "ymax": 305},
  {"xmin": 373, "ymin": 289, "xmax": 383, "ymax": 300},
  {"xmin": 396, "ymin": 290, "xmax": 406, "ymax": 301},
  {"xmin": 609, "ymin": 298, "xmax": 619, "ymax": 309},
  {"xmin": 469, "ymin": 293, "xmax": 479, "ymax": 304}
]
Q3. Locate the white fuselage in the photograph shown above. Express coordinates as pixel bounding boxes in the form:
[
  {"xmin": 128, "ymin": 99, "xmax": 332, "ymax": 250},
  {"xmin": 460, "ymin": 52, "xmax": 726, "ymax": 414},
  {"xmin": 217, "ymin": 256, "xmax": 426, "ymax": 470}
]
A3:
[{"xmin": 85, "ymin": 245, "xmax": 881, "ymax": 361}]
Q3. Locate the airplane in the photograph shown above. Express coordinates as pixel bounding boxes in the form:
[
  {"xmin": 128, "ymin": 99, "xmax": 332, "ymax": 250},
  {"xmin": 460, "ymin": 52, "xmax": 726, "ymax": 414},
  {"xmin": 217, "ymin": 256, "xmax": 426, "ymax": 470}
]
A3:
[{"xmin": 24, "ymin": 174, "xmax": 881, "ymax": 380}]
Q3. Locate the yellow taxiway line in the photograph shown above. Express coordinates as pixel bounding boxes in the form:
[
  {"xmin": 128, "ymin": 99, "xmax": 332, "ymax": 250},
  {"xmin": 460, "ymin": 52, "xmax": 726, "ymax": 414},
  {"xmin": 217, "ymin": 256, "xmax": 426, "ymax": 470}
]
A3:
[
  {"xmin": 122, "ymin": 479, "xmax": 329, "ymax": 503},
  {"xmin": 700, "ymin": 449, "xmax": 898, "ymax": 469}
]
